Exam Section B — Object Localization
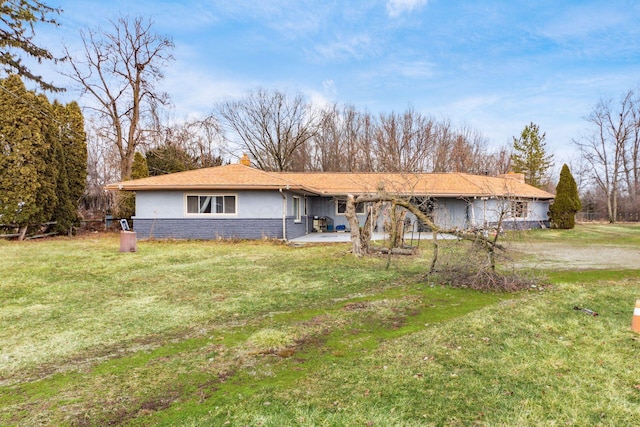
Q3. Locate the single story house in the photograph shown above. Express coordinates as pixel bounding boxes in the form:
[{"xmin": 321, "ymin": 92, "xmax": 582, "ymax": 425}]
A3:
[{"xmin": 105, "ymin": 157, "xmax": 555, "ymax": 240}]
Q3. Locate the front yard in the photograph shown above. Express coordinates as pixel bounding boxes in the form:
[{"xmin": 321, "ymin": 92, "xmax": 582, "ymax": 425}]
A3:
[{"xmin": 1, "ymin": 224, "xmax": 639, "ymax": 425}]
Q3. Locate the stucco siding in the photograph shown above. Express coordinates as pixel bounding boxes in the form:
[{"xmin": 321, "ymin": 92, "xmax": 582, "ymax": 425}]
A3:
[
  {"xmin": 135, "ymin": 191, "xmax": 184, "ymax": 218},
  {"xmin": 431, "ymin": 199, "xmax": 468, "ymax": 229},
  {"xmin": 529, "ymin": 200, "xmax": 550, "ymax": 220},
  {"xmin": 467, "ymin": 198, "xmax": 550, "ymax": 229},
  {"xmin": 135, "ymin": 190, "xmax": 284, "ymax": 219}
]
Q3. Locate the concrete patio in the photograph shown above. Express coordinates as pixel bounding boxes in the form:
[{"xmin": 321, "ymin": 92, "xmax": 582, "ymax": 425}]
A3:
[{"xmin": 289, "ymin": 231, "xmax": 454, "ymax": 244}]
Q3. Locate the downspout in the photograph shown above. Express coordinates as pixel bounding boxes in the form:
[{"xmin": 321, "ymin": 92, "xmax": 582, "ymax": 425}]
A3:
[
  {"xmin": 304, "ymin": 196, "xmax": 308, "ymax": 234},
  {"xmin": 279, "ymin": 188, "xmax": 287, "ymax": 241}
]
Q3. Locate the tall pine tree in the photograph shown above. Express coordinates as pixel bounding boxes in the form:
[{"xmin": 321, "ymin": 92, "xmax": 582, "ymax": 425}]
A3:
[
  {"xmin": 549, "ymin": 164, "xmax": 581, "ymax": 229},
  {"xmin": 511, "ymin": 122, "xmax": 554, "ymax": 188},
  {"xmin": 34, "ymin": 93, "xmax": 58, "ymax": 225},
  {"xmin": 0, "ymin": 75, "xmax": 87, "ymax": 237},
  {"xmin": 50, "ymin": 100, "xmax": 87, "ymax": 233},
  {"xmin": 146, "ymin": 143, "xmax": 196, "ymax": 176},
  {"xmin": 0, "ymin": 75, "xmax": 51, "ymax": 236}
]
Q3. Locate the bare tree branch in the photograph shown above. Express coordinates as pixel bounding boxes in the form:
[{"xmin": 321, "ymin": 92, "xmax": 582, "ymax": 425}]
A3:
[
  {"xmin": 64, "ymin": 16, "xmax": 173, "ymax": 180},
  {"xmin": 218, "ymin": 88, "xmax": 319, "ymax": 172}
]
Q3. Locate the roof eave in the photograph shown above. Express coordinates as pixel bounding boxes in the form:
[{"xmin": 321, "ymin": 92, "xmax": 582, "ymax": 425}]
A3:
[
  {"xmin": 313, "ymin": 191, "xmax": 554, "ymax": 199},
  {"xmin": 104, "ymin": 184, "xmax": 321, "ymax": 194}
]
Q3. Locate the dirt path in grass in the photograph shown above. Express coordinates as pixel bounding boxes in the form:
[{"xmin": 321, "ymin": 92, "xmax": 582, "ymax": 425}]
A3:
[{"xmin": 510, "ymin": 242, "xmax": 640, "ymax": 270}]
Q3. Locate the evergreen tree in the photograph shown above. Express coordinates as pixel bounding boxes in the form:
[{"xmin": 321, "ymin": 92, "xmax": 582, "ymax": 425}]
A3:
[
  {"xmin": 549, "ymin": 164, "xmax": 582, "ymax": 229},
  {"xmin": 33, "ymin": 93, "xmax": 58, "ymax": 224},
  {"xmin": 0, "ymin": 75, "xmax": 50, "ymax": 234},
  {"xmin": 63, "ymin": 101, "xmax": 88, "ymax": 214},
  {"xmin": 146, "ymin": 143, "xmax": 195, "ymax": 176},
  {"xmin": 0, "ymin": 1, "xmax": 64, "ymax": 91},
  {"xmin": 0, "ymin": 75, "xmax": 86, "ymax": 237},
  {"xmin": 511, "ymin": 122, "xmax": 554, "ymax": 188},
  {"xmin": 50, "ymin": 100, "xmax": 87, "ymax": 233},
  {"xmin": 131, "ymin": 151, "xmax": 149, "ymax": 179}
]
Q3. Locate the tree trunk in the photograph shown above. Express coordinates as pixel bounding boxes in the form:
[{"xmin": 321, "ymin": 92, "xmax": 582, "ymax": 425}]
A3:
[
  {"xmin": 345, "ymin": 195, "xmax": 364, "ymax": 256},
  {"xmin": 429, "ymin": 230, "xmax": 438, "ymax": 274},
  {"xmin": 387, "ymin": 204, "xmax": 406, "ymax": 249},
  {"xmin": 17, "ymin": 226, "xmax": 28, "ymax": 241},
  {"xmin": 360, "ymin": 201, "xmax": 381, "ymax": 254},
  {"xmin": 347, "ymin": 191, "xmax": 506, "ymax": 274}
]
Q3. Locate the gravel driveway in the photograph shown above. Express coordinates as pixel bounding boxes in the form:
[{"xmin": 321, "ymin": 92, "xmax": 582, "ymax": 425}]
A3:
[{"xmin": 510, "ymin": 242, "xmax": 640, "ymax": 270}]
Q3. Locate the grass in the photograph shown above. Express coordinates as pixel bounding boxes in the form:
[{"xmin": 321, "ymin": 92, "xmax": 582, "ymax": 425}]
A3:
[
  {"xmin": 507, "ymin": 222, "xmax": 640, "ymax": 246},
  {"xmin": 1, "ymin": 224, "xmax": 640, "ymax": 425}
]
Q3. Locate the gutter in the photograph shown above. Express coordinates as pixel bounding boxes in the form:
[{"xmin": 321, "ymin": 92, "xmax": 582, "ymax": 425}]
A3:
[{"xmin": 104, "ymin": 183, "xmax": 321, "ymax": 194}]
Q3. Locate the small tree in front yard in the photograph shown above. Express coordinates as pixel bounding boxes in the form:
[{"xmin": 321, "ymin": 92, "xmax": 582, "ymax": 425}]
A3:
[
  {"xmin": 345, "ymin": 191, "xmax": 530, "ymax": 291},
  {"xmin": 549, "ymin": 164, "xmax": 581, "ymax": 229}
]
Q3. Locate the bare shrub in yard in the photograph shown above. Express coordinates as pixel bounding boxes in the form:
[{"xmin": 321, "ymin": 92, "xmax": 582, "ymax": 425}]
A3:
[
  {"xmin": 344, "ymin": 186, "xmax": 549, "ymax": 292},
  {"xmin": 434, "ymin": 266, "xmax": 541, "ymax": 292},
  {"xmin": 431, "ymin": 240, "xmax": 544, "ymax": 292}
]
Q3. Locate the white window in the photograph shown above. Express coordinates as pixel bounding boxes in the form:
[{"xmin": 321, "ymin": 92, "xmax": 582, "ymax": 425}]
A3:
[
  {"xmin": 292, "ymin": 196, "xmax": 301, "ymax": 222},
  {"xmin": 186, "ymin": 194, "xmax": 237, "ymax": 215},
  {"xmin": 336, "ymin": 199, "xmax": 366, "ymax": 215}
]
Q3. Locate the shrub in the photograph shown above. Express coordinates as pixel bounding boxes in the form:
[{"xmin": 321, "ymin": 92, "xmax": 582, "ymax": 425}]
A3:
[{"xmin": 549, "ymin": 164, "xmax": 581, "ymax": 229}]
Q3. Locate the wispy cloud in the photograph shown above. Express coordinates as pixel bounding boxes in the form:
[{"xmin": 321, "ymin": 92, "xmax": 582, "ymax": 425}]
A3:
[
  {"xmin": 386, "ymin": 0, "xmax": 429, "ymax": 18},
  {"xmin": 211, "ymin": 0, "xmax": 326, "ymax": 37},
  {"xmin": 356, "ymin": 60, "xmax": 435, "ymax": 85},
  {"xmin": 535, "ymin": 3, "xmax": 640, "ymax": 59},
  {"xmin": 393, "ymin": 60, "xmax": 435, "ymax": 79},
  {"xmin": 539, "ymin": 4, "xmax": 627, "ymax": 40},
  {"xmin": 448, "ymin": 95, "xmax": 502, "ymax": 115},
  {"xmin": 314, "ymin": 34, "xmax": 376, "ymax": 61}
]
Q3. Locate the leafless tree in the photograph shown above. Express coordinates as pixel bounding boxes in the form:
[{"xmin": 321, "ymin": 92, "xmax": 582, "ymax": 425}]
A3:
[
  {"xmin": 415, "ymin": 119, "xmax": 499, "ymax": 174},
  {"xmin": 65, "ymin": 16, "xmax": 174, "ymax": 181},
  {"xmin": 482, "ymin": 146, "xmax": 512, "ymax": 176},
  {"xmin": 310, "ymin": 103, "xmax": 348, "ymax": 171},
  {"xmin": 623, "ymin": 96, "xmax": 640, "ymax": 209},
  {"xmin": 150, "ymin": 114, "xmax": 227, "ymax": 169},
  {"xmin": 81, "ymin": 118, "xmax": 119, "ymax": 216},
  {"xmin": 575, "ymin": 91, "xmax": 635, "ymax": 222},
  {"xmin": 190, "ymin": 115, "xmax": 227, "ymax": 167},
  {"xmin": 431, "ymin": 119, "xmax": 456, "ymax": 172},
  {"xmin": 448, "ymin": 125, "xmax": 494, "ymax": 174},
  {"xmin": 345, "ymin": 191, "xmax": 504, "ymax": 269},
  {"xmin": 217, "ymin": 96, "xmax": 510, "ymax": 175},
  {"xmin": 343, "ymin": 182, "xmax": 538, "ymax": 291},
  {"xmin": 374, "ymin": 109, "xmax": 436, "ymax": 172},
  {"xmin": 217, "ymin": 88, "xmax": 319, "ymax": 172}
]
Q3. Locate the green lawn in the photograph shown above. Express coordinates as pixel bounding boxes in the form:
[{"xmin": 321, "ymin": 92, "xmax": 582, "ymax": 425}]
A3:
[{"xmin": 1, "ymin": 225, "xmax": 640, "ymax": 426}]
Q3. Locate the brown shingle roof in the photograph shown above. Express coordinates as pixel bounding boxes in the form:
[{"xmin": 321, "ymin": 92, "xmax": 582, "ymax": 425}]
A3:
[
  {"xmin": 277, "ymin": 171, "xmax": 553, "ymax": 199},
  {"xmin": 106, "ymin": 164, "xmax": 554, "ymax": 199},
  {"xmin": 105, "ymin": 164, "xmax": 313, "ymax": 192}
]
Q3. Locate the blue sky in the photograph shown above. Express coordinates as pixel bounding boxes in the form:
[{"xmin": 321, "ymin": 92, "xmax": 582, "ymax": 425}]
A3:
[{"xmin": 32, "ymin": 0, "xmax": 640, "ymax": 165}]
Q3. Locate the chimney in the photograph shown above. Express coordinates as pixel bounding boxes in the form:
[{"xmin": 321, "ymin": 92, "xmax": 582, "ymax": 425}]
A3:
[{"xmin": 239, "ymin": 153, "xmax": 251, "ymax": 166}]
